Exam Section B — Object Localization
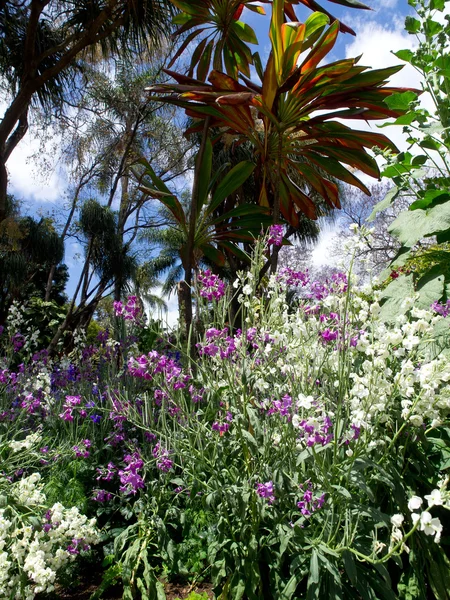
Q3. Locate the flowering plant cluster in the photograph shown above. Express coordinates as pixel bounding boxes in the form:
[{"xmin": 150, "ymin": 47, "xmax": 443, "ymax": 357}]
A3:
[
  {"xmin": 0, "ymin": 471, "xmax": 99, "ymax": 599},
  {"xmin": 1, "ymin": 235, "xmax": 450, "ymax": 598}
]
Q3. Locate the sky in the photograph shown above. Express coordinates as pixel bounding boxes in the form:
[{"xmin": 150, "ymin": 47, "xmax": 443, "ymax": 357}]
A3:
[{"xmin": 2, "ymin": 0, "xmax": 428, "ymax": 324}]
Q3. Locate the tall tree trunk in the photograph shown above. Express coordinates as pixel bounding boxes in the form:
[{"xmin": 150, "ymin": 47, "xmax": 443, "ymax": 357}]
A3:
[
  {"xmin": 114, "ymin": 171, "xmax": 130, "ymax": 302},
  {"xmin": 0, "ymin": 107, "xmax": 30, "ymax": 221}
]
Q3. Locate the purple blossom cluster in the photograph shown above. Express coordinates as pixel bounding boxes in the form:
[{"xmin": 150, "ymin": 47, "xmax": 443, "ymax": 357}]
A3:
[
  {"xmin": 197, "ymin": 327, "xmax": 237, "ymax": 359},
  {"xmin": 73, "ymin": 439, "xmax": 91, "ymax": 458},
  {"xmin": 67, "ymin": 537, "xmax": 91, "ymax": 555},
  {"xmin": 212, "ymin": 411, "xmax": 232, "ymax": 435},
  {"xmin": 152, "ymin": 442, "xmax": 173, "ymax": 472},
  {"xmin": 297, "ymin": 481, "xmax": 326, "ymax": 516},
  {"xmin": 431, "ymin": 300, "xmax": 450, "ymax": 317},
  {"xmin": 59, "ymin": 395, "xmax": 82, "ymax": 421},
  {"xmin": 119, "ymin": 451, "xmax": 145, "ymax": 495},
  {"xmin": 267, "ymin": 224, "xmax": 283, "ymax": 247},
  {"xmin": 296, "ymin": 415, "xmax": 333, "ymax": 447},
  {"xmin": 96, "ymin": 462, "xmax": 116, "ymax": 482},
  {"xmin": 113, "ymin": 295, "xmax": 142, "ymax": 324},
  {"xmin": 128, "ymin": 351, "xmax": 190, "ymax": 390},
  {"xmin": 277, "ymin": 267, "xmax": 309, "ymax": 288},
  {"xmin": 197, "ymin": 269, "xmax": 226, "ymax": 301},
  {"xmin": 256, "ymin": 481, "xmax": 275, "ymax": 504},
  {"xmin": 268, "ymin": 394, "xmax": 292, "ymax": 417}
]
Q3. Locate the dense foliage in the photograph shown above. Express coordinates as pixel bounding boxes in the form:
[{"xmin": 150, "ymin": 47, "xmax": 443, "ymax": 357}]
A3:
[{"xmin": 1, "ymin": 232, "xmax": 449, "ymax": 599}]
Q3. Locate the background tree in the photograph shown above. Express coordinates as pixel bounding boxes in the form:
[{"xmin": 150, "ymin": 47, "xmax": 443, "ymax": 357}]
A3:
[
  {"xmin": 0, "ymin": 195, "xmax": 65, "ymax": 324},
  {"xmin": 0, "ymin": 0, "xmax": 176, "ymax": 221},
  {"xmin": 329, "ymin": 182, "xmax": 410, "ymax": 279}
]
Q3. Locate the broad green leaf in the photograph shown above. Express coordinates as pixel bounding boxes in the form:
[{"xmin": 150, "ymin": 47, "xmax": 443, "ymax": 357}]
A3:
[
  {"xmin": 200, "ymin": 243, "xmax": 226, "ymax": 266},
  {"xmin": 394, "ymin": 49, "xmax": 414, "ymax": 63},
  {"xmin": 416, "ymin": 268, "xmax": 446, "ymax": 309},
  {"xmin": 209, "ymin": 161, "xmax": 255, "ymax": 214},
  {"xmin": 431, "ymin": 0, "xmax": 446, "ymax": 9},
  {"xmin": 232, "ymin": 21, "xmax": 258, "ymax": 45},
  {"xmin": 405, "ymin": 17, "xmax": 421, "ymax": 33},
  {"xmin": 379, "ymin": 274, "xmax": 415, "ymax": 322},
  {"xmin": 269, "ymin": 0, "xmax": 284, "ymax": 84},
  {"xmin": 384, "ymin": 91, "xmax": 418, "ymax": 111},
  {"xmin": 197, "ymin": 40, "xmax": 214, "ymax": 81},
  {"xmin": 368, "ymin": 186, "xmax": 399, "ymax": 221},
  {"xmin": 343, "ymin": 551, "xmax": 357, "ymax": 586},
  {"xmin": 421, "ymin": 137, "xmax": 442, "ymax": 151},
  {"xmin": 409, "ymin": 189, "xmax": 450, "ymax": 210},
  {"xmin": 307, "ymin": 550, "xmax": 321, "ymax": 600},
  {"xmin": 310, "ymin": 549, "xmax": 320, "ymax": 584},
  {"xmin": 304, "ymin": 12, "xmax": 330, "ymax": 39},
  {"xmin": 389, "ymin": 202, "xmax": 450, "ymax": 246}
]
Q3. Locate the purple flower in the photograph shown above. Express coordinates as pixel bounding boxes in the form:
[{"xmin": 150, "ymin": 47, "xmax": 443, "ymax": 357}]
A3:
[
  {"xmin": 320, "ymin": 329, "xmax": 339, "ymax": 343},
  {"xmin": 256, "ymin": 481, "xmax": 275, "ymax": 504},
  {"xmin": 93, "ymin": 489, "xmax": 113, "ymax": 502},
  {"xmin": 197, "ymin": 269, "xmax": 226, "ymax": 301},
  {"xmin": 431, "ymin": 299, "xmax": 450, "ymax": 317},
  {"xmin": 90, "ymin": 414, "xmax": 101, "ymax": 423},
  {"xmin": 118, "ymin": 451, "xmax": 145, "ymax": 495},
  {"xmin": 268, "ymin": 224, "xmax": 283, "ymax": 247},
  {"xmin": 212, "ymin": 421, "xmax": 230, "ymax": 435},
  {"xmin": 152, "ymin": 443, "xmax": 173, "ymax": 473}
]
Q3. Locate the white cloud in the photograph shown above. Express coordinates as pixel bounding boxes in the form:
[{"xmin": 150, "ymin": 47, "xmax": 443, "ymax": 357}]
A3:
[
  {"xmin": 0, "ymin": 102, "xmax": 67, "ymax": 204},
  {"xmin": 377, "ymin": 0, "xmax": 399, "ymax": 8}
]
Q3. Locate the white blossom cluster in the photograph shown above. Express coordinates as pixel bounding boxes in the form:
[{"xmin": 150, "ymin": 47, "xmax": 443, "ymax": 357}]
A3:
[
  {"xmin": 208, "ymin": 268, "xmax": 450, "ymax": 434},
  {"xmin": 0, "ymin": 473, "xmax": 99, "ymax": 599},
  {"xmin": 390, "ymin": 479, "xmax": 450, "ymax": 553},
  {"xmin": 9, "ymin": 431, "xmax": 42, "ymax": 453}
]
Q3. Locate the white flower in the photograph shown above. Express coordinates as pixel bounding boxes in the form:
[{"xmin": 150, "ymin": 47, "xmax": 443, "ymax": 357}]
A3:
[
  {"xmin": 407, "ymin": 496, "xmax": 423, "ymax": 512},
  {"xmin": 424, "ymin": 489, "xmax": 443, "ymax": 508},
  {"xmin": 418, "ymin": 511, "xmax": 443, "ymax": 542},
  {"xmin": 242, "ymin": 284, "xmax": 252, "ymax": 295},
  {"xmin": 390, "ymin": 514, "xmax": 404, "ymax": 528}
]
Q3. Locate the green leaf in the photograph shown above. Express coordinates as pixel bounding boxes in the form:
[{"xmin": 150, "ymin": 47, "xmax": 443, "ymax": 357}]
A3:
[
  {"xmin": 421, "ymin": 137, "xmax": 442, "ymax": 151},
  {"xmin": 409, "ymin": 189, "xmax": 450, "ymax": 210},
  {"xmin": 393, "ymin": 49, "xmax": 414, "ymax": 63},
  {"xmin": 208, "ymin": 161, "xmax": 255, "ymax": 214},
  {"xmin": 384, "ymin": 91, "xmax": 418, "ymax": 111},
  {"xmin": 405, "ymin": 17, "xmax": 421, "ymax": 33},
  {"xmin": 343, "ymin": 550, "xmax": 357, "ymax": 586},
  {"xmin": 379, "ymin": 274, "xmax": 415, "ymax": 322},
  {"xmin": 307, "ymin": 550, "xmax": 321, "ymax": 600},
  {"xmin": 368, "ymin": 186, "xmax": 399, "ymax": 221},
  {"xmin": 431, "ymin": 0, "xmax": 446, "ymax": 9},
  {"xmin": 416, "ymin": 268, "xmax": 445, "ymax": 309},
  {"xmin": 389, "ymin": 202, "xmax": 450, "ymax": 246},
  {"xmin": 232, "ymin": 21, "xmax": 258, "ymax": 45},
  {"xmin": 426, "ymin": 545, "xmax": 450, "ymax": 600},
  {"xmin": 197, "ymin": 40, "xmax": 214, "ymax": 81}
]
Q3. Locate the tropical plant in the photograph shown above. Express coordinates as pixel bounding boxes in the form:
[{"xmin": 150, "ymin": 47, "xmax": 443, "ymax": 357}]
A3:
[
  {"xmin": 144, "ymin": 0, "xmax": 412, "ymax": 331},
  {"xmin": 136, "ymin": 150, "xmax": 271, "ymax": 332},
  {"xmin": 168, "ymin": 0, "xmax": 372, "ymax": 83}
]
